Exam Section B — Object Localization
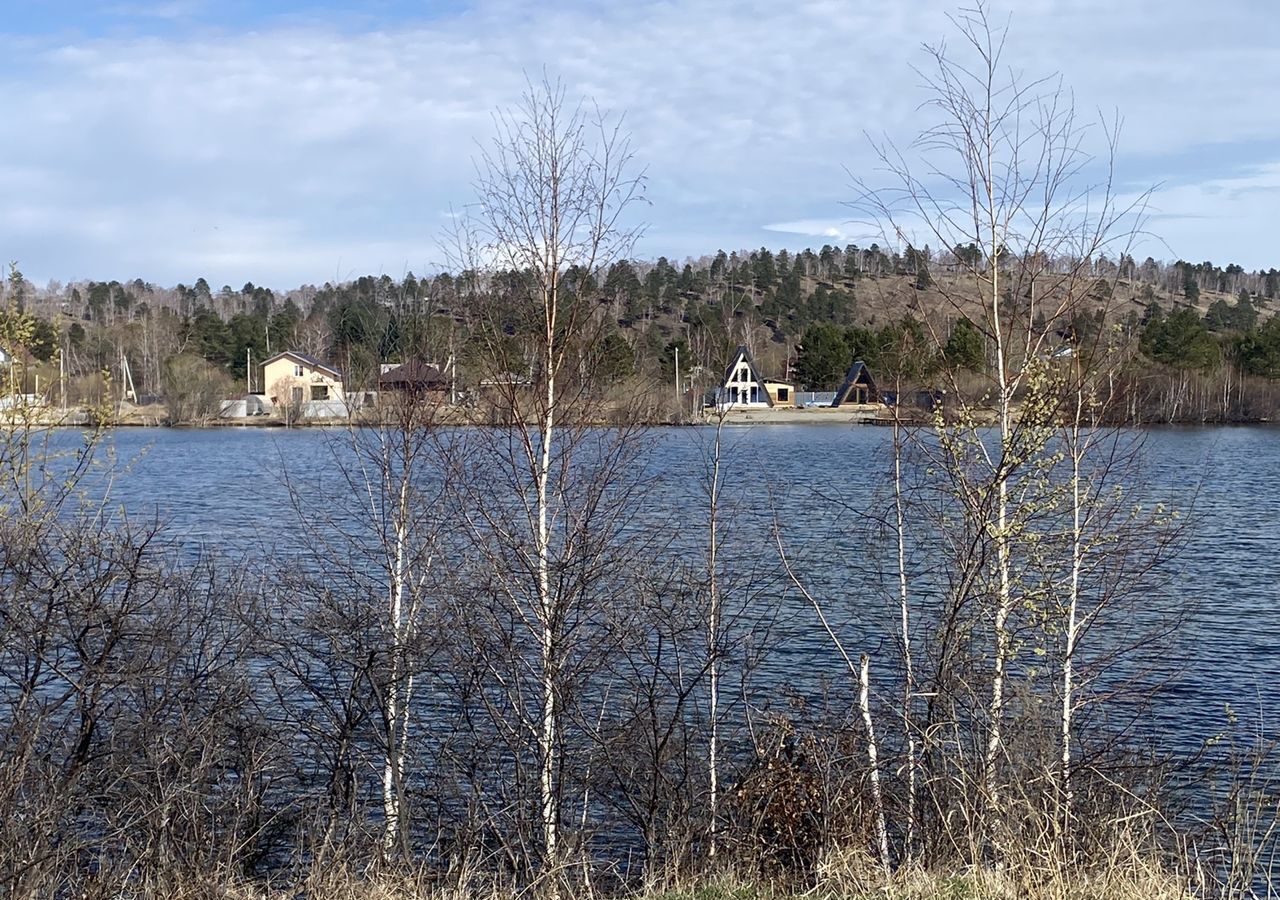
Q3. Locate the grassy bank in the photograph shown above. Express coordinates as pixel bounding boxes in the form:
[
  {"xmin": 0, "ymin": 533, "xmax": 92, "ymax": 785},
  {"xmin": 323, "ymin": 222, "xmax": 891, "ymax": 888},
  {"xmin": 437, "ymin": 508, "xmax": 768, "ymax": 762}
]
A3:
[{"xmin": 120, "ymin": 856, "xmax": 1195, "ymax": 900}]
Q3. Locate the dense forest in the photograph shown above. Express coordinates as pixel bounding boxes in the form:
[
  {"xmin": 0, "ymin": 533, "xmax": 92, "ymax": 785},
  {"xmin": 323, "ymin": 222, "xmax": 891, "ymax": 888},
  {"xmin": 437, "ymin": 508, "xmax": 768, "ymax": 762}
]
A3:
[{"xmin": 4, "ymin": 248, "xmax": 1280, "ymax": 423}]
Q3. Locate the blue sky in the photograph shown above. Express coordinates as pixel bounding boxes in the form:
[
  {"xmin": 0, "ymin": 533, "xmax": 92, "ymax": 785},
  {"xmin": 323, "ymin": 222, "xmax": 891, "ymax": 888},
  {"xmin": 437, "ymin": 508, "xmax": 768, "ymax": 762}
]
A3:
[{"xmin": 1, "ymin": 0, "xmax": 1277, "ymax": 288}]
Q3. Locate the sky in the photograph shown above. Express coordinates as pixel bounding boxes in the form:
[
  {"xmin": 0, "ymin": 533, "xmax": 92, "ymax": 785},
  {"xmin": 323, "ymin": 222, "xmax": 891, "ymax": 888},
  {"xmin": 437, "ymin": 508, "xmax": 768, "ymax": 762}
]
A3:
[{"xmin": 0, "ymin": 0, "xmax": 1278, "ymax": 289}]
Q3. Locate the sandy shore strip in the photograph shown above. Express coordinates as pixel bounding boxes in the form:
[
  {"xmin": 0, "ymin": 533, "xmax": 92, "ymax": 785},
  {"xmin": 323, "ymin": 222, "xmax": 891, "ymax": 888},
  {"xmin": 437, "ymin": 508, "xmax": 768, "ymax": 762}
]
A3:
[{"xmin": 717, "ymin": 405, "xmax": 885, "ymax": 425}]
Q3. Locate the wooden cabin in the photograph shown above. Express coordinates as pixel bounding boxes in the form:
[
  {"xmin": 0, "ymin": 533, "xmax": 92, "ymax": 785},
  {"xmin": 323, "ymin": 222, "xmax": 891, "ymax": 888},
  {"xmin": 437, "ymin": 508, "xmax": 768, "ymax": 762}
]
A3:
[{"xmin": 830, "ymin": 360, "xmax": 879, "ymax": 407}]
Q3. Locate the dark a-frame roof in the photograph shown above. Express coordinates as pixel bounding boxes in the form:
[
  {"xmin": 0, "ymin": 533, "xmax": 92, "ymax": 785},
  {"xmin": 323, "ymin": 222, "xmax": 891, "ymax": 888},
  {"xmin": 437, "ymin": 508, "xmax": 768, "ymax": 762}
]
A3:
[
  {"xmin": 722, "ymin": 344, "xmax": 774, "ymax": 407},
  {"xmin": 830, "ymin": 360, "xmax": 878, "ymax": 407}
]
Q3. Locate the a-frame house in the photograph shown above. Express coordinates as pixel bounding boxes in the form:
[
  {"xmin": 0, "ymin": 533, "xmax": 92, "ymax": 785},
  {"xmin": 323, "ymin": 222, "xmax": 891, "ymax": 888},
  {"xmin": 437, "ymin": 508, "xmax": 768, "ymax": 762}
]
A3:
[
  {"xmin": 830, "ymin": 360, "xmax": 879, "ymax": 407},
  {"xmin": 716, "ymin": 345, "xmax": 774, "ymax": 408}
]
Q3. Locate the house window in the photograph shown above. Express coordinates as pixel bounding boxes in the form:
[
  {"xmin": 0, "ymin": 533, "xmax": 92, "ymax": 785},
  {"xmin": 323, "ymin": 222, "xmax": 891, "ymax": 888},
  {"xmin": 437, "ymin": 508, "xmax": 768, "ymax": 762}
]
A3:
[
  {"xmin": 294, "ymin": 364, "xmax": 304, "ymax": 377},
  {"xmin": 291, "ymin": 386, "xmax": 304, "ymax": 405},
  {"xmin": 778, "ymin": 387, "xmax": 789, "ymax": 402},
  {"xmin": 311, "ymin": 385, "xmax": 329, "ymax": 401}
]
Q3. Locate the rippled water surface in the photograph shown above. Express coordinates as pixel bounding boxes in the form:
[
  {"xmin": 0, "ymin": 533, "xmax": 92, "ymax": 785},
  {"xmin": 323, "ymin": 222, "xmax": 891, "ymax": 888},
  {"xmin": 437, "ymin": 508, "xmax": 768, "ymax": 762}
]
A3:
[{"xmin": 77, "ymin": 423, "xmax": 1280, "ymax": 751}]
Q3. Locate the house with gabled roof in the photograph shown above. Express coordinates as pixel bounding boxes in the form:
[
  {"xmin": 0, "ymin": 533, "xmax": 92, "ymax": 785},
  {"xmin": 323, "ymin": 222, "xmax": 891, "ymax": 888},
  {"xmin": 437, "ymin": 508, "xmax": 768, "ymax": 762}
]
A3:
[
  {"xmin": 378, "ymin": 360, "xmax": 450, "ymax": 402},
  {"xmin": 262, "ymin": 350, "xmax": 347, "ymax": 419},
  {"xmin": 830, "ymin": 360, "xmax": 879, "ymax": 407},
  {"xmin": 714, "ymin": 345, "xmax": 795, "ymax": 409}
]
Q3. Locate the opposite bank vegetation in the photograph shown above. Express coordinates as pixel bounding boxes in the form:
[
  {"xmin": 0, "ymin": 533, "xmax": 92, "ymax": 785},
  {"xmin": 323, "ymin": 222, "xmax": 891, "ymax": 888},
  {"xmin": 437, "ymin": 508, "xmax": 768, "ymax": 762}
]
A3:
[
  {"xmin": 4, "ymin": 187, "xmax": 1280, "ymax": 426},
  {"xmin": 10, "ymin": 257, "xmax": 1280, "ymax": 430},
  {"xmin": 2, "ymin": 8, "xmax": 1278, "ymax": 900}
]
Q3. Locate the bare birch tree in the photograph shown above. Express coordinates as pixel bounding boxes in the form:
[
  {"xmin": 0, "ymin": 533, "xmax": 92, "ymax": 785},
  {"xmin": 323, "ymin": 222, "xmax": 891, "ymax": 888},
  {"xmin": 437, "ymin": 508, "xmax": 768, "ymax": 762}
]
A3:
[
  {"xmin": 852, "ymin": 3, "xmax": 1149, "ymax": 828},
  {"xmin": 889, "ymin": 386, "xmax": 919, "ymax": 861},
  {"xmin": 1049, "ymin": 320, "xmax": 1184, "ymax": 835},
  {"xmin": 704, "ymin": 409, "xmax": 726, "ymax": 862},
  {"xmin": 451, "ymin": 74, "xmax": 645, "ymax": 880},
  {"xmin": 264, "ymin": 366, "xmax": 461, "ymax": 862}
]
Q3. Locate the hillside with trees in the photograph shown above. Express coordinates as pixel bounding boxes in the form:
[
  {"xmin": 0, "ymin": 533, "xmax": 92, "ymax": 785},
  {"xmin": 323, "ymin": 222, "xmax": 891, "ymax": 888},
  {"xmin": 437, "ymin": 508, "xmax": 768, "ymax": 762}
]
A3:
[{"xmin": 4, "ymin": 248, "xmax": 1280, "ymax": 423}]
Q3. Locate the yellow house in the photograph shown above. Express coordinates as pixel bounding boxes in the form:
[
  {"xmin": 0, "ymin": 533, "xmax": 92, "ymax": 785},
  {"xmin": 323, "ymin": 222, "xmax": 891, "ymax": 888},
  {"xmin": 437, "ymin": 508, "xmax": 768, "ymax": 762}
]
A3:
[{"xmin": 262, "ymin": 351, "xmax": 345, "ymax": 409}]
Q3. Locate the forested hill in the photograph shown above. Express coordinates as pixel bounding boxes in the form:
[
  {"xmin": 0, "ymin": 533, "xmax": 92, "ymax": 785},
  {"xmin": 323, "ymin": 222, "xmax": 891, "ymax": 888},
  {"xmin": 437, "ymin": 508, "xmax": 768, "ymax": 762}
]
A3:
[{"xmin": 5, "ymin": 246, "xmax": 1280, "ymax": 421}]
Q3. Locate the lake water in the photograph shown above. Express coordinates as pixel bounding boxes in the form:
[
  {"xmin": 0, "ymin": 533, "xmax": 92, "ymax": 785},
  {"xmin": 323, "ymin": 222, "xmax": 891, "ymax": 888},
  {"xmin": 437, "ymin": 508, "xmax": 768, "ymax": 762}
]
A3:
[{"xmin": 73, "ymin": 423, "xmax": 1280, "ymax": 755}]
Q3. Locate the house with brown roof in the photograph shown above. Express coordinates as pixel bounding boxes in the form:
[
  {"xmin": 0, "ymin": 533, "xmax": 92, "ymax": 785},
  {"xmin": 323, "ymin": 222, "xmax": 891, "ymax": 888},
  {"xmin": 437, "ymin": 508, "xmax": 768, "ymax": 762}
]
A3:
[{"xmin": 378, "ymin": 360, "xmax": 449, "ymax": 402}]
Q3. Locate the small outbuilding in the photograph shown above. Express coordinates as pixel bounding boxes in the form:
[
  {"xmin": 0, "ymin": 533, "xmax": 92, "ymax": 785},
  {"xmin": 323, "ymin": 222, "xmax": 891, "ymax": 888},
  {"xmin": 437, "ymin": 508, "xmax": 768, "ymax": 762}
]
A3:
[
  {"xmin": 218, "ymin": 393, "xmax": 272, "ymax": 418},
  {"xmin": 796, "ymin": 390, "xmax": 837, "ymax": 408},
  {"xmin": 763, "ymin": 379, "xmax": 795, "ymax": 407},
  {"xmin": 830, "ymin": 360, "xmax": 879, "ymax": 407}
]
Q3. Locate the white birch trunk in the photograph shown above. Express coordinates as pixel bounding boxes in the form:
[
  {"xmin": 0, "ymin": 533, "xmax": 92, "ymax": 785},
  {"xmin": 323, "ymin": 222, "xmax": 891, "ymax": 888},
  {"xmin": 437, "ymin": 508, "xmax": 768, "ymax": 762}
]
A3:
[
  {"xmin": 984, "ymin": 190, "xmax": 1012, "ymax": 818},
  {"xmin": 538, "ymin": 265, "xmax": 560, "ymax": 871},
  {"xmin": 861, "ymin": 653, "xmax": 891, "ymax": 873},
  {"xmin": 1062, "ymin": 377, "xmax": 1084, "ymax": 825},
  {"xmin": 706, "ymin": 419, "xmax": 724, "ymax": 860},
  {"xmin": 893, "ymin": 416, "xmax": 917, "ymax": 859},
  {"xmin": 382, "ymin": 466, "xmax": 411, "ymax": 858},
  {"xmin": 538, "ymin": 389, "xmax": 558, "ymax": 867}
]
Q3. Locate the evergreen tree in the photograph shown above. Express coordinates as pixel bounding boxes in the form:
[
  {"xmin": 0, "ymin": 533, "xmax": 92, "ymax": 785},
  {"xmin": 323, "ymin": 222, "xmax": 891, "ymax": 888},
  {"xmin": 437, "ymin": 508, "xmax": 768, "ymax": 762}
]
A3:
[
  {"xmin": 943, "ymin": 317, "xmax": 985, "ymax": 371},
  {"xmin": 843, "ymin": 244, "xmax": 860, "ymax": 279},
  {"xmin": 1236, "ymin": 316, "xmax": 1280, "ymax": 377},
  {"xmin": 795, "ymin": 323, "xmax": 851, "ymax": 389},
  {"xmin": 751, "ymin": 248, "xmax": 777, "ymax": 292},
  {"xmin": 1141, "ymin": 307, "xmax": 1219, "ymax": 369},
  {"xmin": 776, "ymin": 249, "xmax": 791, "ymax": 278},
  {"xmin": 604, "ymin": 260, "xmax": 642, "ymax": 316},
  {"xmin": 1181, "ymin": 265, "xmax": 1201, "ymax": 303},
  {"xmin": 1235, "ymin": 289, "xmax": 1259, "ymax": 329},
  {"xmin": 709, "ymin": 250, "xmax": 728, "ymax": 282},
  {"xmin": 596, "ymin": 332, "xmax": 635, "ymax": 381}
]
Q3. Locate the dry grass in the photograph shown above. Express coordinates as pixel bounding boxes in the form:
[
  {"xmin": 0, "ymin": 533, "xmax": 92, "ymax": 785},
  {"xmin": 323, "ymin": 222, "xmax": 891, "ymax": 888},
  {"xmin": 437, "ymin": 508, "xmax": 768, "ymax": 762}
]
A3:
[
  {"xmin": 654, "ymin": 862, "xmax": 1192, "ymax": 900},
  {"xmin": 106, "ymin": 847, "xmax": 1193, "ymax": 900}
]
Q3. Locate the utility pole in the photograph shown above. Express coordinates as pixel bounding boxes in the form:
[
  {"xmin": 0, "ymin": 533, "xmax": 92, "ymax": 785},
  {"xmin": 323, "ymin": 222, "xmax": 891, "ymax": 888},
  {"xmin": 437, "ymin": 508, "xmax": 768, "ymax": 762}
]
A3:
[
  {"xmin": 448, "ymin": 335, "xmax": 457, "ymax": 406},
  {"xmin": 674, "ymin": 346, "xmax": 680, "ymax": 402},
  {"xmin": 119, "ymin": 350, "xmax": 137, "ymax": 403},
  {"xmin": 246, "ymin": 347, "xmax": 252, "ymax": 394}
]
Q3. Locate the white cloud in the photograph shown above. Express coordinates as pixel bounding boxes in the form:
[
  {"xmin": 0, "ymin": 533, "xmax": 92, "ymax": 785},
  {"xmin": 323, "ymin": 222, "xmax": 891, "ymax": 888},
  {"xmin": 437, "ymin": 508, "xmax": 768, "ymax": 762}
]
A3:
[
  {"xmin": 1121, "ymin": 163, "xmax": 1280, "ymax": 264},
  {"xmin": 0, "ymin": 0, "xmax": 1276, "ymax": 285},
  {"xmin": 763, "ymin": 220, "xmax": 859, "ymax": 244}
]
